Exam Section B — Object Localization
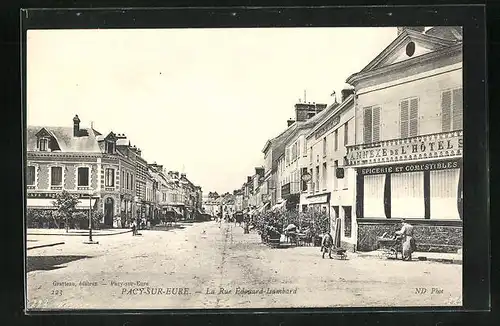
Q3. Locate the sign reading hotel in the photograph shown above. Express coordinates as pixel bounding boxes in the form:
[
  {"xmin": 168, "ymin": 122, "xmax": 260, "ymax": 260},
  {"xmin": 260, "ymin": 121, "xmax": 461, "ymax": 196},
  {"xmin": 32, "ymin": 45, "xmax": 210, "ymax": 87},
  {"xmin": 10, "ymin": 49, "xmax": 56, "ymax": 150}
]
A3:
[{"xmin": 346, "ymin": 131, "xmax": 463, "ymax": 166}]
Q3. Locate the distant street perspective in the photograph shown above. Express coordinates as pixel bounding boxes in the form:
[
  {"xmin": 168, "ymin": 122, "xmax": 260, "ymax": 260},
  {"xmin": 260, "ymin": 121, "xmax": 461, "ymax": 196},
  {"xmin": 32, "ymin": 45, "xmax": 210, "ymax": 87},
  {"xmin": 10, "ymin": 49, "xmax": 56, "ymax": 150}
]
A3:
[{"xmin": 27, "ymin": 220, "xmax": 461, "ymax": 309}]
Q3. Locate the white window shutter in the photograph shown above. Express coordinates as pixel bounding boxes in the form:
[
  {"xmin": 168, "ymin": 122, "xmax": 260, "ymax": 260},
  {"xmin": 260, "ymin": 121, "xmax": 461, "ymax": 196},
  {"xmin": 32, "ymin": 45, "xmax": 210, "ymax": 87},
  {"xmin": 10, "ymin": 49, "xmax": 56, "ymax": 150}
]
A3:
[
  {"xmin": 441, "ymin": 90, "xmax": 452, "ymax": 132},
  {"xmin": 409, "ymin": 98, "xmax": 419, "ymax": 137},
  {"xmin": 400, "ymin": 100, "xmax": 409, "ymax": 138},
  {"xmin": 452, "ymin": 88, "xmax": 463, "ymax": 131},
  {"xmin": 363, "ymin": 107, "xmax": 373, "ymax": 143},
  {"xmin": 373, "ymin": 106, "xmax": 381, "ymax": 142}
]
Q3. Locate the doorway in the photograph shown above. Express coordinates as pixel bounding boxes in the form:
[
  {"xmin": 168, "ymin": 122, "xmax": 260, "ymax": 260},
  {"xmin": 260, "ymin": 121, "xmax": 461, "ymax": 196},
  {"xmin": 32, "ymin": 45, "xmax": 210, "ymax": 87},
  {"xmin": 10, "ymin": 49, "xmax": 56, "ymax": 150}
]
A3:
[{"xmin": 104, "ymin": 197, "xmax": 114, "ymax": 227}]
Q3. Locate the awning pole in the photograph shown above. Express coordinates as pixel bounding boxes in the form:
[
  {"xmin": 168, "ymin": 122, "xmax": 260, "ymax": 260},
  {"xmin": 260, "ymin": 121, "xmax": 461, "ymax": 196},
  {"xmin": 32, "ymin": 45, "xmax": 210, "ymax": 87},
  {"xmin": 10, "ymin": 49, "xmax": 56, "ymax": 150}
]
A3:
[
  {"xmin": 84, "ymin": 194, "xmax": 98, "ymax": 245},
  {"xmin": 89, "ymin": 195, "xmax": 93, "ymax": 241}
]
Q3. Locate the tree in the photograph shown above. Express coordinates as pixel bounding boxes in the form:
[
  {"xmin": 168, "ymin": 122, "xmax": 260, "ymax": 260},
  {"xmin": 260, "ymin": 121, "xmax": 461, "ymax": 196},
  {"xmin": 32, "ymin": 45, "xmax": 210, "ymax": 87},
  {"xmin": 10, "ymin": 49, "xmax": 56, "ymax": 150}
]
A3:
[{"xmin": 52, "ymin": 190, "xmax": 80, "ymax": 232}]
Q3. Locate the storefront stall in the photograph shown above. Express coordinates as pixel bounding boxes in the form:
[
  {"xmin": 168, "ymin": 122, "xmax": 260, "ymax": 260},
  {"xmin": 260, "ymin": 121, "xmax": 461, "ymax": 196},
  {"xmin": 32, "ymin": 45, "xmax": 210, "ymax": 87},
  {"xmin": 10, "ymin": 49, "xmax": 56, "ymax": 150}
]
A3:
[
  {"xmin": 347, "ymin": 131, "xmax": 463, "ymax": 253},
  {"xmin": 303, "ymin": 193, "xmax": 331, "ymax": 216}
]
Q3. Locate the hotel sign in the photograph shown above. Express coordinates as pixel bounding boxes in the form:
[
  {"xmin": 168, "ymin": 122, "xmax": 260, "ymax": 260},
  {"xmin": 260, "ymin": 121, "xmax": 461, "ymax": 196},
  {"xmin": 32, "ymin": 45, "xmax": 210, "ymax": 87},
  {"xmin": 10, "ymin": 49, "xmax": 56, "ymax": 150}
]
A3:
[
  {"xmin": 346, "ymin": 131, "xmax": 463, "ymax": 166},
  {"xmin": 314, "ymin": 116, "xmax": 341, "ymax": 139}
]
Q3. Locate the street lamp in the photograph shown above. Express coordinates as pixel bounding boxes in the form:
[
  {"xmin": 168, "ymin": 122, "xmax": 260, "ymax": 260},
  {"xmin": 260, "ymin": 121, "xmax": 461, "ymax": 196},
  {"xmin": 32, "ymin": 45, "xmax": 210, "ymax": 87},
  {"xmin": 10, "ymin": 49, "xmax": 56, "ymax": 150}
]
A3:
[{"xmin": 84, "ymin": 192, "xmax": 99, "ymax": 245}]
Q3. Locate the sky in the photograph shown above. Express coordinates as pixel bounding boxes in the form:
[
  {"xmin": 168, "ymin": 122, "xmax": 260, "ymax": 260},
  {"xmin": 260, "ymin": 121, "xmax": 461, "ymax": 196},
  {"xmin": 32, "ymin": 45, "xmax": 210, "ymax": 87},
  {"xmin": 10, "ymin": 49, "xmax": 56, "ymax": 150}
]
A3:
[{"xmin": 27, "ymin": 27, "xmax": 397, "ymax": 194}]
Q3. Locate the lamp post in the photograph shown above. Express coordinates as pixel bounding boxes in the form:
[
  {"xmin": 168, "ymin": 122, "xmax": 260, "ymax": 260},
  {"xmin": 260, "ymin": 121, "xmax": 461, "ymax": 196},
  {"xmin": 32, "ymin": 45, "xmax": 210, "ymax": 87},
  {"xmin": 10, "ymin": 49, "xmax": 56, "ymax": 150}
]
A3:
[{"xmin": 84, "ymin": 192, "xmax": 99, "ymax": 244}]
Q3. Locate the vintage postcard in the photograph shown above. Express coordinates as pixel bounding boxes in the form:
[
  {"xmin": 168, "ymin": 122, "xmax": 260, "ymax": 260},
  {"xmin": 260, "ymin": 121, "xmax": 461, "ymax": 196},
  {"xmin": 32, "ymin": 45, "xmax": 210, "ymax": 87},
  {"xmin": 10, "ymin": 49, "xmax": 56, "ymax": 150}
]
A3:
[{"xmin": 24, "ymin": 24, "xmax": 464, "ymax": 310}]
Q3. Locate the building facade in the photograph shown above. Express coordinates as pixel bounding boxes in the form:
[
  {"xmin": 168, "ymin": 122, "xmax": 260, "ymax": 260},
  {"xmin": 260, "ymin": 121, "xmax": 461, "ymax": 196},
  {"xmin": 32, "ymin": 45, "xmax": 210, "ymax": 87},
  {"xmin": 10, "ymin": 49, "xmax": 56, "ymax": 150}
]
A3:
[
  {"xmin": 304, "ymin": 92, "xmax": 356, "ymax": 249},
  {"xmin": 278, "ymin": 101, "xmax": 331, "ymax": 212},
  {"xmin": 26, "ymin": 116, "xmax": 102, "ymax": 223},
  {"xmin": 345, "ymin": 26, "xmax": 463, "ymax": 253}
]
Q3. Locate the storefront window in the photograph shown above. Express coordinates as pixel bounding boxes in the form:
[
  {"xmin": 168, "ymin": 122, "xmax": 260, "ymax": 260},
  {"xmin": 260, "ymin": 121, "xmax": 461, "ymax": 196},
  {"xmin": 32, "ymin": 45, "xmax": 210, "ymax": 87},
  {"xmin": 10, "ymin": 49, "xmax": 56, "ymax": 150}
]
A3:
[
  {"xmin": 391, "ymin": 171, "xmax": 424, "ymax": 218},
  {"xmin": 430, "ymin": 169, "xmax": 461, "ymax": 219},
  {"xmin": 363, "ymin": 174, "xmax": 385, "ymax": 218}
]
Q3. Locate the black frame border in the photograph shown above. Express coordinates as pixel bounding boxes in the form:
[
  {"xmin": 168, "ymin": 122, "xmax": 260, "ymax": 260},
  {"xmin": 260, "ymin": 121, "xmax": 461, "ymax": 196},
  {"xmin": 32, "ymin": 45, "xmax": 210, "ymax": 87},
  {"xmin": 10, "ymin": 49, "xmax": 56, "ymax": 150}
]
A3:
[{"xmin": 10, "ymin": 3, "xmax": 489, "ymax": 323}]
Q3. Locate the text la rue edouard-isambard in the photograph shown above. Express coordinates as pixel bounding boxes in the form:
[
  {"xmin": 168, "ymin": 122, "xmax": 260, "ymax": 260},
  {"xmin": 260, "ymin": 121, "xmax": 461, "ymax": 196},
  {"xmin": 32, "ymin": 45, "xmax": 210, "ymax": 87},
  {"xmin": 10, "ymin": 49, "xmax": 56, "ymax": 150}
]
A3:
[{"xmin": 51, "ymin": 280, "xmax": 298, "ymax": 296}]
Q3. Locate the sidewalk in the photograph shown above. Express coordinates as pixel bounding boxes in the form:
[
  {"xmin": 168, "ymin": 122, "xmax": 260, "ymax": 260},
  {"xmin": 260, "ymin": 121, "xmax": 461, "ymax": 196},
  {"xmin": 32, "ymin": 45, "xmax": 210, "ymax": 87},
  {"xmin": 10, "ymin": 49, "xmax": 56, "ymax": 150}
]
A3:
[
  {"xmin": 357, "ymin": 249, "xmax": 462, "ymax": 264},
  {"xmin": 27, "ymin": 228, "xmax": 132, "ymax": 236}
]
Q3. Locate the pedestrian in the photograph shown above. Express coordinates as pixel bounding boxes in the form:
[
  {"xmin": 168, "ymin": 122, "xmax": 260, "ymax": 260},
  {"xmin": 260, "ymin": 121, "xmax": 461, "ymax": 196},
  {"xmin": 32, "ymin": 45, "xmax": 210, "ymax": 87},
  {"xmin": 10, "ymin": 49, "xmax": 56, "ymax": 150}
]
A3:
[
  {"xmin": 395, "ymin": 219, "xmax": 417, "ymax": 261},
  {"xmin": 131, "ymin": 220, "xmax": 137, "ymax": 236},
  {"xmin": 321, "ymin": 232, "xmax": 334, "ymax": 259}
]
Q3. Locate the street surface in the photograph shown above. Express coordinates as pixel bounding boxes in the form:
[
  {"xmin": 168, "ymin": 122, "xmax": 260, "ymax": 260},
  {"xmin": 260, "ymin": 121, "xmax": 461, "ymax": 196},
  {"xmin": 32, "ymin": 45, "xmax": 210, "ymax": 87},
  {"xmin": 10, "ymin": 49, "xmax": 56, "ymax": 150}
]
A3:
[{"xmin": 26, "ymin": 221, "xmax": 462, "ymax": 309}]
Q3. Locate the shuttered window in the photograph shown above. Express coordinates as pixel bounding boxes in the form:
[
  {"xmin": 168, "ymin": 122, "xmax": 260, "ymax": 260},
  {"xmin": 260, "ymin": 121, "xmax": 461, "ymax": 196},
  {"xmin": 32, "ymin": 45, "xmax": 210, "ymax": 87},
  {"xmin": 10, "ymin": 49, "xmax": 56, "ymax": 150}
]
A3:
[
  {"xmin": 373, "ymin": 106, "xmax": 381, "ymax": 142},
  {"xmin": 400, "ymin": 100, "xmax": 409, "ymax": 138},
  {"xmin": 400, "ymin": 97, "xmax": 419, "ymax": 138},
  {"xmin": 452, "ymin": 88, "xmax": 463, "ymax": 131},
  {"xmin": 334, "ymin": 130, "xmax": 338, "ymax": 151},
  {"xmin": 442, "ymin": 88, "xmax": 463, "ymax": 132},
  {"xmin": 344, "ymin": 121, "xmax": 348, "ymax": 145},
  {"xmin": 363, "ymin": 107, "xmax": 372, "ymax": 143}
]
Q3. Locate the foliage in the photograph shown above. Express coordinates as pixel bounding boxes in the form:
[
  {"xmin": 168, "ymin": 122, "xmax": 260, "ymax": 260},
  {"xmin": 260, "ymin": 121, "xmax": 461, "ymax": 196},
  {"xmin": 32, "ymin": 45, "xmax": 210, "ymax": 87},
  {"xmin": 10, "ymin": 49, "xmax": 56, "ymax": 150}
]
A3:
[
  {"xmin": 52, "ymin": 190, "xmax": 80, "ymax": 231},
  {"xmin": 252, "ymin": 209, "xmax": 330, "ymax": 245},
  {"xmin": 26, "ymin": 209, "xmax": 57, "ymax": 228},
  {"xmin": 71, "ymin": 211, "xmax": 103, "ymax": 229}
]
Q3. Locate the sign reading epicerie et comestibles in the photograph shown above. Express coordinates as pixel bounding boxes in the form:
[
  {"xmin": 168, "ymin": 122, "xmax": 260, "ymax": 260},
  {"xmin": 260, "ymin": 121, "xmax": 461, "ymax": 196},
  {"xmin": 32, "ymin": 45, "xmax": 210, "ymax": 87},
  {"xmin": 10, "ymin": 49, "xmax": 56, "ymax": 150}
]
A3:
[
  {"xmin": 358, "ymin": 158, "xmax": 461, "ymax": 175},
  {"xmin": 346, "ymin": 130, "xmax": 463, "ymax": 166}
]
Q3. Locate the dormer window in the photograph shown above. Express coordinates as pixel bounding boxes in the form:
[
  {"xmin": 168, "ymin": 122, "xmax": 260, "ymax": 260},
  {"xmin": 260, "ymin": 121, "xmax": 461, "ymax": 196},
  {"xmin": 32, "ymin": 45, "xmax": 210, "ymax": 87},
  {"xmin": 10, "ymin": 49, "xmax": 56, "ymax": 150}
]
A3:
[
  {"xmin": 39, "ymin": 138, "xmax": 48, "ymax": 151},
  {"xmin": 105, "ymin": 141, "xmax": 115, "ymax": 154}
]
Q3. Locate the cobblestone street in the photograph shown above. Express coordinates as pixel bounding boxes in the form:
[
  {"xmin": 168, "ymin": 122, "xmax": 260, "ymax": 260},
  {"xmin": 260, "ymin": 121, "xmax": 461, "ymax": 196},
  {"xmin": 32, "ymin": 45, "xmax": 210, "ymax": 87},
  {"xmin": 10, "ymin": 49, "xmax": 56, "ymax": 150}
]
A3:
[{"xmin": 26, "ymin": 221, "xmax": 462, "ymax": 310}]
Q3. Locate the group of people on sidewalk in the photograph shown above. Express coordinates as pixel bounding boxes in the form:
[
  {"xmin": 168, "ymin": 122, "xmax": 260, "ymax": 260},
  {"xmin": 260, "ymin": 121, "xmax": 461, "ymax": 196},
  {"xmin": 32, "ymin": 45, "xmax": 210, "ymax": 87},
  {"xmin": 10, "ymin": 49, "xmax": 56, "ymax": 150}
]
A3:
[{"xmin": 321, "ymin": 219, "xmax": 417, "ymax": 261}]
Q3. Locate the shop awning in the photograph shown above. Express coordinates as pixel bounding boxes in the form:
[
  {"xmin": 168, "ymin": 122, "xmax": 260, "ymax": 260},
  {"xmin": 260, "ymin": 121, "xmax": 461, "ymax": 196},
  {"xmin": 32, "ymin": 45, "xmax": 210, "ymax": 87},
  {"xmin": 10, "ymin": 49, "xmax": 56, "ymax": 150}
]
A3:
[
  {"xmin": 27, "ymin": 198, "xmax": 56, "ymax": 209},
  {"xmin": 271, "ymin": 200, "xmax": 287, "ymax": 211},
  {"xmin": 257, "ymin": 202, "xmax": 270, "ymax": 213},
  {"xmin": 75, "ymin": 199, "xmax": 97, "ymax": 209},
  {"xmin": 27, "ymin": 198, "xmax": 97, "ymax": 209},
  {"xmin": 305, "ymin": 194, "xmax": 329, "ymax": 205}
]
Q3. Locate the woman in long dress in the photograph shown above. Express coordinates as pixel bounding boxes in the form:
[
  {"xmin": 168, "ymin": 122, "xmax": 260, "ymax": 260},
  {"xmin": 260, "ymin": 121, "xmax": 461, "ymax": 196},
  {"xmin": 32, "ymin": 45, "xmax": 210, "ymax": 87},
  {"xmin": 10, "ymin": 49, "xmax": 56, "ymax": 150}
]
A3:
[{"xmin": 395, "ymin": 219, "xmax": 417, "ymax": 261}]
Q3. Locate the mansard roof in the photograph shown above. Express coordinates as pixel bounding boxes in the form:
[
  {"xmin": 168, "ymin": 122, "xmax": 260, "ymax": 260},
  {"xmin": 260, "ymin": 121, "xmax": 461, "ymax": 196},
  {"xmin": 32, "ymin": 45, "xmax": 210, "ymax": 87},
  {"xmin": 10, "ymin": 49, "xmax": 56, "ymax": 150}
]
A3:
[{"xmin": 27, "ymin": 126, "xmax": 100, "ymax": 153}]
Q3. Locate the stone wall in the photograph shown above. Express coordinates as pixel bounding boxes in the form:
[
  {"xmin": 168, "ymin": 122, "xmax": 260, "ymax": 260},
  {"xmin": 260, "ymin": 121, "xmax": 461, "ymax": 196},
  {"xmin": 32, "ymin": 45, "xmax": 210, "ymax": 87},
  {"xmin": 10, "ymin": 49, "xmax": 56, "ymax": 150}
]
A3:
[{"xmin": 357, "ymin": 219, "xmax": 462, "ymax": 253}]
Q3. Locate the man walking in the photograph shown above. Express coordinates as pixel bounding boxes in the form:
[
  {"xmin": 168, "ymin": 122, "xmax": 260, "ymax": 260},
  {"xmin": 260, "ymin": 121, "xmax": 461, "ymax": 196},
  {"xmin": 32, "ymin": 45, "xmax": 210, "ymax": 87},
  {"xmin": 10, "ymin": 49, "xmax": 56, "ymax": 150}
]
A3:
[{"xmin": 321, "ymin": 232, "xmax": 334, "ymax": 259}]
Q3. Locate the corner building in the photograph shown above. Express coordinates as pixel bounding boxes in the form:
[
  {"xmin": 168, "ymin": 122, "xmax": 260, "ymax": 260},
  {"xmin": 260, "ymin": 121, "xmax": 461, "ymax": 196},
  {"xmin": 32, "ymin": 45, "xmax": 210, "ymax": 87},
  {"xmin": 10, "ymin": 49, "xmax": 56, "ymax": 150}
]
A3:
[{"xmin": 345, "ymin": 27, "xmax": 463, "ymax": 253}]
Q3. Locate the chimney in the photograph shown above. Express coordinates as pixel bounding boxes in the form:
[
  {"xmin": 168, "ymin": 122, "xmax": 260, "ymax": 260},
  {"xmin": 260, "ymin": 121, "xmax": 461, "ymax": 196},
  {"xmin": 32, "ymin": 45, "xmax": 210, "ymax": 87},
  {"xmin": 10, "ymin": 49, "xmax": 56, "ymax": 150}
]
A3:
[
  {"xmin": 247, "ymin": 176, "xmax": 252, "ymax": 183},
  {"xmin": 397, "ymin": 26, "xmax": 425, "ymax": 36},
  {"xmin": 287, "ymin": 119, "xmax": 295, "ymax": 127},
  {"xmin": 341, "ymin": 88, "xmax": 355, "ymax": 102},
  {"xmin": 295, "ymin": 102, "xmax": 317, "ymax": 122},
  {"xmin": 73, "ymin": 115, "xmax": 81, "ymax": 137},
  {"xmin": 315, "ymin": 103, "xmax": 328, "ymax": 112}
]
